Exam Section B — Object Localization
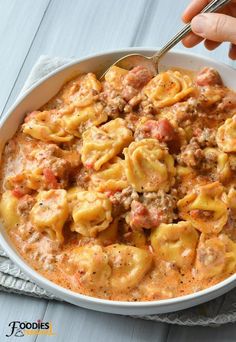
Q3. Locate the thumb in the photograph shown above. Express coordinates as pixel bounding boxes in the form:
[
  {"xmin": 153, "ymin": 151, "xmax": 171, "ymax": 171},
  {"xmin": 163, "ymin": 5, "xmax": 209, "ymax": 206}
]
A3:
[{"xmin": 191, "ymin": 13, "xmax": 236, "ymax": 45}]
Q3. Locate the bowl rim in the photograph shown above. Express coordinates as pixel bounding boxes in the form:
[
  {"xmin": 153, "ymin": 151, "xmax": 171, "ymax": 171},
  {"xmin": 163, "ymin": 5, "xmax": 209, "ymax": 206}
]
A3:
[{"xmin": 0, "ymin": 47, "xmax": 236, "ymax": 310}]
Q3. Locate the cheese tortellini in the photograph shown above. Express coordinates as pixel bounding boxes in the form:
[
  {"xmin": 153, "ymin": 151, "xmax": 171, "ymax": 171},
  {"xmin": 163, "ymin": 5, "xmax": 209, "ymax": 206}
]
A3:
[
  {"xmin": 23, "ymin": 110, "xmax": 73, "ymax": 143},
  {"xmin": 81, "ymin": 118, "xmax": 133, "ymax": 170},
  {"xmin": 204, "ymin": 147, "xmax": 231, "ymax": 183},
  {"xmin": 178, "ymin": 182, "xmax": 228, "ymax": 234},
  {"xmin": 195, "ymin": 234, "xmax": 236, "ymax": 279},
  {"xmin": 30, "ymin": 189, "xmax": 69, "ymax": 242},
  {"xmin": 0, "ymin": 191, "xmax": 20, "ymax": 229},
  {"xmin": 63, "ymin": 73, "xmax": 102, "ymax": 108},
  {"xmin": 62, "ymin": 102, "xmax": 107, "ymax": 137},
  {"xmin": 97, "ymin": 219, "xmax": 118, "ymax": 245},
  {"xmin": 216, "ymin": 115, "xmax": 236, "ymax": 152},
  {"xmin": 105, "ymin": 66, "xmax": 128, "ymax": 91},
  {"xmin": 67, "ymin": 245, "xmax": 111, "ymax": 288},
  {"xmin": 151, "ymin": 221, "xmax": 199, "ymax": 269},
  {"xmin": 7, "ymin": 169, "xmax": 47, "ymax": 192},
  {"xmin": 227, "ymin": 187, "xmax": 236, "ymax": 210},
  {"xmin": 105, "ymin": 244, "xmax": 152, "ymax": 290},
  {"xmin": 89, "ymin": 157, "xmax": 128, "ymax": 192},
  {"xmin": 143, "ymin": 70, "xmax": 194, "ymax": 108},
  {"xmin": 124, "ymin": 139, "xmax": 175, "ymax": 192},
  {"xmin": 67, "ymin": 186, "xmax": 82, "ymax": 210},
  {"xmin": 71, "ymin": 190, "xmax": 112, "ymax": 237}
]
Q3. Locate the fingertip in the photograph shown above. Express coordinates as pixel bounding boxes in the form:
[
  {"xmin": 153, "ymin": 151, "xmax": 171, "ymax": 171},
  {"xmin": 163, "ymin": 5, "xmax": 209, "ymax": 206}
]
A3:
[
  {"xmin": 204, "ymin": 40, "xmax": 221, "ymax": 51},
  {"xmin": 182, "ymin": 13, "xmax": 190, "ymax": 24},
  {"xmin": 182, "ymin": 0, "xmax": 210, "ymax": 24},
  {"xmin": 182, "ymin": 33, "xmax": 203, "ymax": 48},
  {"xmin": 229, "ymin": 52, "xmax": 236, "ymax": 60},
  {"xmin": 229, "ymin": 44, "xmax": 236, "ymax": 60},
  {"xmin": 182, "ymin": 36, "xmax": 194, "ymax": 48}
]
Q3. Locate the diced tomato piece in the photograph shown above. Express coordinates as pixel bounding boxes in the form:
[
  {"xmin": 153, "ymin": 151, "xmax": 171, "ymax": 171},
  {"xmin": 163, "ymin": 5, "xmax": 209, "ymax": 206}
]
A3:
[
  {"xmin": 155, "ymin": 119, "xmax": 176, "ymax": 141},
  {"xmin": 11, "ymin": 188, "xmax": 25, "ymax": 198},
  {"xmin": 130, "ymin": 201, "xmax": 161, "ymax": 229},
  {"xmin": 196, "ymin": 67, "xmax": 222, "ymax": 87},
  {"xmin": 85, "ymin": 162, "xmax": 94, "ymax": 170},
  {"xmin": 43, "ymin": 168, "xmax": 58, "ymax": 188},
  {"xmin": 123, "ymin": 66, "xmax": 153, "ymax": 89},
  {"xmin": 143, "ymin": 119, "xmax": 176, "ymax": 142},
  {"xmin": 133, "ymin": 201, "xmax": 148, "ymax": 216}
]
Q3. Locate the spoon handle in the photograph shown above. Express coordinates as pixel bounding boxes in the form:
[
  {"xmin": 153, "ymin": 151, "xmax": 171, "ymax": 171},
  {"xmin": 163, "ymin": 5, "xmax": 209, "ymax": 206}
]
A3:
[{"xmin": 152, "ymin": 0, "xmax": 232, "ymax": 66}]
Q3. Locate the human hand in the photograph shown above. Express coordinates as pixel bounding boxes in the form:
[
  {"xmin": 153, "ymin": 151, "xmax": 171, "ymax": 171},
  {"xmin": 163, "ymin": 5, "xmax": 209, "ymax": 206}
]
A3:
[{"xmin": 182, "ymin": 0, "xmax": 236, "ymax": 59}]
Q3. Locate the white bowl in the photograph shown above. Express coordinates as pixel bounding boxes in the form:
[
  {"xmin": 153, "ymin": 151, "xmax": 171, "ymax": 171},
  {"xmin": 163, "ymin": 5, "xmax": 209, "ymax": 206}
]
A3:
[{"xmin": 0, "ymin": 48, "xmax": 236, "ymax": 315}]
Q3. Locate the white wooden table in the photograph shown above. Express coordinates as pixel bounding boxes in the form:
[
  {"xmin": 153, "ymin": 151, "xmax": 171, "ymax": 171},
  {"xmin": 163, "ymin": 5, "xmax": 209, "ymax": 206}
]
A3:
[{"xmin": 1, "ymin": 1, "xmax": 236, "ymax": 341}]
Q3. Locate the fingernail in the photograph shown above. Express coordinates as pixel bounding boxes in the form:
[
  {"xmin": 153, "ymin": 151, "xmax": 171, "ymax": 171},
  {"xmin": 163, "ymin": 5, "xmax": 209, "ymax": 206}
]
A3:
[{"xmin": 191, "ymin": 14, "xmax": 207, "ymax": 36}]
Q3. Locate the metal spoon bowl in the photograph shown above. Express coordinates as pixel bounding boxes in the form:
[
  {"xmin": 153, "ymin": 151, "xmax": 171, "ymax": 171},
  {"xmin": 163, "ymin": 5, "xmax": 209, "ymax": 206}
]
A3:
[{"xmin": 100, "ymin": 0, "xmax": 231, "ymax": 79}]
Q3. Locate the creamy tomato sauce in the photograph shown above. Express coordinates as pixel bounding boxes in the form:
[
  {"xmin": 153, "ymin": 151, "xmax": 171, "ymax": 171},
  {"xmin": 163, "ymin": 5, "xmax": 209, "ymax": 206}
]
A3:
[{"xmin": 1, "ymin": 65, "xmax": 236, "ymax": 301}]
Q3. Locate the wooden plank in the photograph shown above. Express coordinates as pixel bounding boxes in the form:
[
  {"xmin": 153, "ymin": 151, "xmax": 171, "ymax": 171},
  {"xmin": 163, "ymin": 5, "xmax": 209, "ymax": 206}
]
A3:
[
  {"xmin": 167, "ymin": 323, "xmax": 236, "ymax": 342},
  {"xmin": 35, "ymin": 301, "xmax": 169, "ymax": 342},
  {"xmin": 3, "ymin": 0, "xmax": 148, "ymax": 115},
  {"xmin": 0, "ymin": 292, "xmax": 47, "ymax": 342},
  {"xmin": 0, "ymin": 0, "xmax": 51, "ymax": 114}
]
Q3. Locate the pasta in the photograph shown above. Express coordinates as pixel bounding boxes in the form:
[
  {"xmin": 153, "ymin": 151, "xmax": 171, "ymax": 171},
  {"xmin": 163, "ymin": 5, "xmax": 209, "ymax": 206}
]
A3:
[
  {"xmin": 124, "ymin": 139, "xmax": 175, "ymax": 192},
  {"xmin": 23, "ymin": 110, "xmax": 73, "ymax": 142},
  {"xmin": 81, "ymin": 118, "xmax": 133, "ymax": 170},
  {"xmin": 151, "ymin": 221, "xmax": 199, "ymax": 269},
  {"xmin": 30, "ymin": 189, "xmax": 69, "ymax": 242},
  {"xmin": 105, "ymin": 244, "xmax": 152, "ymax": 290},
  {"xmin": 97, "ymin": 219, "xmax": 119, "ymax": 245},
  {"xmin": 62, "ymin": 73, "xmax": 102, "ymax": 108},
  {"xmin": 143, "ymin": 70, "xmax": 194, "ymax": 108},
  {"xmin": 105, "ymin": 66, "xmax": 128, "ymax": 91},
  {"xmin": 124, "ymin": 230, "xmax": 147, "ymax": 248},
  {"xmin": 71, "ymin": 190, "xmax": 112, "ymax": 237},
  {"xmin": 227, "ymin": 187, "xmax": 236, "ymax": 210},
  {"xmin": 195, "ymin": 234, "xmax": 236, "ymax": 279},
  {"xmin": 63, "ymin": 102, "xmax": 107, "ymax": 137},
  {"xmin": 66, "ymin": 245, "xmax": 111, "ymax": 288},
  {"xmin": 7, "ymin": 169, "xmax": 54, "ymax": 193},
  {"xmin": 203, "ymin": 147, "xmax": 231, "ymax": 183},
  {"xmin": 178, "ymin": 182, "xmax": 228, "ymax": 234},
  {"xmin": 0, "ymin": 191, "xmax": 20, "ymax": 229},
  {"xmin": 1, "ymin": 65, "xmax": 236, "ymax": 302},
  {"xmin": 216, "ymin": 115, "xmax": 236, "ymax": 152},
  {"xmin": 89, "ymin": 157, "xmax": 128, "ymax": 192}
]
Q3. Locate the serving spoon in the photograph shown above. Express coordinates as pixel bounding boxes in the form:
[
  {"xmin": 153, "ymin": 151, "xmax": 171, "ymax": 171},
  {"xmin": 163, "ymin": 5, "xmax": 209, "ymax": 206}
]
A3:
[{"xmin": 100, "ymin": 0, "xmax": 231, "ymax": 79}]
